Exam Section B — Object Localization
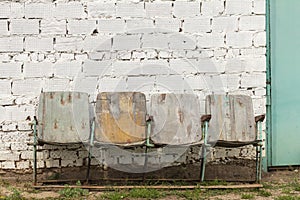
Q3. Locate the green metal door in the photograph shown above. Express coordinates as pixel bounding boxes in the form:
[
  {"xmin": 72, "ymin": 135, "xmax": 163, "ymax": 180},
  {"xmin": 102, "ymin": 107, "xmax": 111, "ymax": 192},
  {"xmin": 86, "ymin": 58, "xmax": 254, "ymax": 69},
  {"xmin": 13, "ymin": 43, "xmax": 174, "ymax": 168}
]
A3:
[{"xmin": 269, "ymin": 0, "xmax": 300, "ymax": 166}]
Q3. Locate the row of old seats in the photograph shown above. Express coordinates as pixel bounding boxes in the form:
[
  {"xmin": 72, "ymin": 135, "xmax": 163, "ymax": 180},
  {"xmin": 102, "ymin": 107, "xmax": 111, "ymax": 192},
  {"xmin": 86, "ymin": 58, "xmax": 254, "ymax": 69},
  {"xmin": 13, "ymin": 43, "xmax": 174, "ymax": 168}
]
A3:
[{"xmin": 34, "ymin": 91, "xmax": 265, "ymax": 182}]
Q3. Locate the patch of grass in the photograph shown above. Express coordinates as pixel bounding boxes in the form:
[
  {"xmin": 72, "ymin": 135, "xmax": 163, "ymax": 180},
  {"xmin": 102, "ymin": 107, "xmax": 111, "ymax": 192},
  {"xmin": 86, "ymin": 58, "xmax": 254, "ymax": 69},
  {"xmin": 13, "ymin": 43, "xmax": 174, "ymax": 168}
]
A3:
[
  {"xmin": 58, "ymin": 181, "xmax": 88, "ymax": 199},
  {"xmin": 275, "ymin": 195, "xmax": 300, "ymax": 200},
  {"xmin": 98, "ymin": 191, "xmax": 127, "ymax": 200},
  {"xmin": 282, "ymin": 188, "xmax": 292, "ymax": 194},
  {"xmin": 5, "ymin": 188, "xmax": 24, "ymax": 200},
  {"xmin": 262, "ymin": 182, "xmax": 274, "ymax": 189},
  {"xmin": 200, "ymin": 179, "xmax": 228, "ymax": 186},
  {"xmin": 178, "ymin": 189, "xmax": 204, "ymax": 200},
  {"xmin": 258, "ymin": 189, "xmax": 272, "ymax": 197},
  {"xmin": 241, "ymin": 193, "xmax": 254, "ymax": 199},
  {"xmin": 128, "ymin": 188, "xmax": 165, "ymax": 199}
]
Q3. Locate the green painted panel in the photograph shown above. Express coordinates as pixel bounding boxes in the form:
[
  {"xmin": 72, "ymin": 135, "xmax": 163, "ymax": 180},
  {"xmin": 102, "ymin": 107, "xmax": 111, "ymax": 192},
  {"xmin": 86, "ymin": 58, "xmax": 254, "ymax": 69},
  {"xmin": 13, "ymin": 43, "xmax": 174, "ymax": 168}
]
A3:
[{"xmin": 270, "ymin": 0, "xmax": 300, "ymax": 166}]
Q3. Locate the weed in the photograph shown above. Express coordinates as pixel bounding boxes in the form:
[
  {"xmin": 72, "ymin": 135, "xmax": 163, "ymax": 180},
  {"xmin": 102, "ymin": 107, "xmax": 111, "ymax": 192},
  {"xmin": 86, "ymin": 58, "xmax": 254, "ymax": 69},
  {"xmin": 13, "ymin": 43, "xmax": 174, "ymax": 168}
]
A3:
[
  {"xmin": 128, "ymin": 188, "xmax": 165, "ymax": 199},
  {"xmin": 241, "ymin": 193, "xmax": 254, "ymax": 199},
  {"xmin": 98, "ymin": 191, "xmax": 127, "ymax": 200},
  {"xmin": 5, "ymin": 188, "xmax": 24, "ymax": 200},
  {"xmin": 275, "ymin": 195, "xmax": 300, "ymax": 200},
  {"xmin": 258, "ymin": 189, "xmax": 272, "ymax": 197},
  {"xmin": 58, "ymin": 181, "xmax": 88, "ymax": 199}
]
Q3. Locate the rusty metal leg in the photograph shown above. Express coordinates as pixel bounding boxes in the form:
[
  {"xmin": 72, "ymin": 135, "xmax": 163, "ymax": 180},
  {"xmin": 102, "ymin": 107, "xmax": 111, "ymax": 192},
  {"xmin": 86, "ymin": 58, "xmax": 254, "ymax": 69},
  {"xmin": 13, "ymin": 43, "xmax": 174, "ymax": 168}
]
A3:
[
  {"xmin": 200, "ymin": 121, "xmax": 208, "ymax": 182},
  {"xmin": 143, "ymin": 120, "xmax": 154, "ymax": 182},
  {"xmin": 33, "ymin": 119, "xmax": 37, "ymax": 185},
  {"xmin": 86, "ymin": 119, "xmax": 95, "ymax": 184},
  {"xmin": 255, "ymin": 121, "xmax": 263, "ymax": 183}
]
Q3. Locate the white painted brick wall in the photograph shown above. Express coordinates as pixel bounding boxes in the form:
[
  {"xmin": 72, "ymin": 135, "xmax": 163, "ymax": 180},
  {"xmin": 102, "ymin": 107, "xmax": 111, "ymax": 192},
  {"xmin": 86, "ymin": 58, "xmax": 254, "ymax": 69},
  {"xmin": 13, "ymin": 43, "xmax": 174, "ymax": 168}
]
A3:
[
  {"xmin": 183, "ymin": 17, "xmax": 211, "ymax": 33},
  {"xmin": 25, "ymin": 37, "xmax": 53, "ymax": 52},
  {"xmin": 0, "ymin": 20, "xmax": 9, "ymax": 35},
  {"xmin": 212, "ymin": 16, "xmax": 238, "ymax": 32},
  {"xmin": 25, "ymin": 3, "xmax": 54, "ymax": 19},
  {"xmin": 0, "ymin": 0, "xmax": 266, "ymax": 170},
  {"xmin": 0, "ymin": 37, "xmax": 23, "ymax": 52},
  {"xmin": 240, "ymin": 16, "xmax": 265, "ymax": 31},
  {"xmin": 55, "ymin": 2, "xmax": 85, "ymax": 19},
  {"xmin": 98, "ymin": 19, "xmax": 125, "ymax": 33},
  {"xmin": 145, "ymin": 2, "xmax": 172, "ymax": 18},
  {"xmin": 0, "ymin": 63, "xmax": 22, "ymax": 78},
  {"xmin": 41, "ymin": 20, "xmax": 66, "ymax": 35},
  {"xmin": 10, "ymin": 19, "xmax": 40, "ymax": 35},
  {"xmin": 226, "ymin": 32, "xmax": 253, "ymax": 48},
  {"xmin": 173, "ymin": 1, "xmax": 200, "ymax": 18},
  {"xmin": 67, "ymin": 20, "xmax": 97, "ymax": 35}
]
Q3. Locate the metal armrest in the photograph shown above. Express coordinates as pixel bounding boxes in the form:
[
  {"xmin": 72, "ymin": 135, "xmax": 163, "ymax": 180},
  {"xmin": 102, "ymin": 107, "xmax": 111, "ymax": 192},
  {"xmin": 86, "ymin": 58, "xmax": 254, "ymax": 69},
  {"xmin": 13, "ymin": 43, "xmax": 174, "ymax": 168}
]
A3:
[
  {"xmin": 201, "ymin": 114, "xmax": 211, "ymax": 123},
  {"xmin": 255, "ymin": 114, "xmax": 265, "ymax": 123}
]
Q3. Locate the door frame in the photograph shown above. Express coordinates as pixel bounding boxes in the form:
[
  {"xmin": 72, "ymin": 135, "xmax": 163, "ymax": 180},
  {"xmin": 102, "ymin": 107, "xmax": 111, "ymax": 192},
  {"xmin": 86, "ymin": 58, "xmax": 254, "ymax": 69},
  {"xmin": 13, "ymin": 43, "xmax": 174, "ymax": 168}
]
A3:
[{"xmin": 265, "ymin": 0, "xmax": 272, "ymax": 170}]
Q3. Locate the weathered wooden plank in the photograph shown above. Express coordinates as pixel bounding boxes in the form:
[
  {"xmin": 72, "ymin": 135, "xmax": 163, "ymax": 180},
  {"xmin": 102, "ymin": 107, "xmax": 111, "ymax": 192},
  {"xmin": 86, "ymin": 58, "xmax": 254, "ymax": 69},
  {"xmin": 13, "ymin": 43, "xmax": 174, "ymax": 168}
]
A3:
[
  {"xmin": 33, "ymin": 184, "xmax": 263, "ymax": 190},
  {"xmin": 205, "ymin": 95, "xmax": 256, "ymax": 145},
  {"xmin": 95, "ymin": 92, "xmax": 146, "ymax": 145},
  {"xmin": 38, "ymin": 92, "xmax": 90, "ymax": 144},
  {"xmin": 150, "ymin": 93, "xmax": 202, "ymax": 145}
]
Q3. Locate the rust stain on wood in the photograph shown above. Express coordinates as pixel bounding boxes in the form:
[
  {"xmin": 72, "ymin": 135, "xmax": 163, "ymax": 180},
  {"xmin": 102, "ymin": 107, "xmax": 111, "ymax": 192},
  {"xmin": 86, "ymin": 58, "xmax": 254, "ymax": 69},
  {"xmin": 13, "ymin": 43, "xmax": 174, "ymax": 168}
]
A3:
[{"xmin": 95, "ymin": 92, "xmax": 146, "ymax": 145}]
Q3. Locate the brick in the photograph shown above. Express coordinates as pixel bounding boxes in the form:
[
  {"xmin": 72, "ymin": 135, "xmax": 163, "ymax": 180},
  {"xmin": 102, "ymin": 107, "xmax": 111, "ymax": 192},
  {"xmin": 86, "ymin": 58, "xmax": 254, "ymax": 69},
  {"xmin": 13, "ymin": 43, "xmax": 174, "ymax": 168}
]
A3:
[
  {"xmin": 1, "ymin": 121, "xmax": 17, "ymax": 131},
  {"xmin": 183, "ymin": 75, "xmax": 207, "ymax": 91},
  {"xmin": 173, "ymin": 1, "xmax": 200, "ymax": 18},
  {"xmin": 98, "ymin": 77, "xmax": 127, "ymax": 92},
  {"xmin": 196, "ymin": 58, "xmax": 225, "ymax": 73},
  {"xmin": 156, "ymin": 75, "xmax": 184, "ymax": 92},
  {"xmin": 145, "ymin": 2, "xmax": 172, "ymax": 18},
  {"xmin": 25, "ymin": 37, "xmax": 53, "ymax": 52},
  {"xmin": 55, "ymin": 2, "xmax": 85, "ymax": 19},
  {"xmin": 243, "ymin": 56, "xmax": 266, "ymax": 72},
  {"xmin": 132, "ymin": 51, "xmax": 146, "ymax": 59},
  {"xmin": 0, "ymin": 3, "xmax": 10, "ymax": 18},
  {"xmin": 155, "ymin": 18, "xmax": 181, "ymax": 32},
  {"xmin": 225, "ymin": 0, "xmax": 252, "ymax": 15},
  {"xmin": 45, "ymin": 159, "xmax": 59, "ymax": 168},
  {"xmin": 11, "ymin": 142, "xmax": 28, "ymax": 151},
  {"xmin": 226, "ymin": 32, "xmax": 253, "ymax": 48},
  {"xmin": 43, "ymin": 78, "xmax": 70, "ymax": 91},
  {"xmin": 169, "ymin": 34, "xmax": 196, "ymax": 50},
  {"xmin": 5, "ymin": 105, "xmax": 35, "ymax": 121},
  {"xmin": 25, "ymin": 3, "xmax": 54, "ymax": 18},
  {"xmin": 98, "ymin": 19, "xmax": 125, "ymax": 33},
  {"xmin": 0, "ymin": 37, "xmax": 23, "ymax": 52},
  {"xmin": 183, "ymin": 17, "xmax": 211, "ymax": 33},
  {"xmin": 241, "ymin": 73, "xmax": 266, "ymax": 88},
  {"xmin": 253, "ymin": 32, "xmax": 266, "ymax": 47},
  {"xmin": 87, "ymin": 2, "xmax": 115, "ymax": 18},
  {"xmin": 127, "ymin": 76, "xmax": 156, "ymax": 92},
  {"xmin": 16, "ymin": 161, "xmax": 30, "ymax": 169},
  {"xmin": 0, "ymin": 80, "xmax": 11, "ymax": 95},
  {"xmin": 201, "ymin": 0, "xmax": 225, "ymax": 16},
  {"xmin": 1, "ymin": 161, "xmax": 15, "ymax": 169},
  {"xmin": 221, "ymin": 74, "xmax": 240, "ymax": 91},
  {"xmin": 116, "ymin": 3, "xmax": 145, "ymax": 18},
  {"xmin": 0, "ymin": 20, "xmax": 8, "ymax": 35},
  {"xmin": 186, "ymin": 50, "xmax": 214, "ymax": 58},
  {"xmin": 17, "ymin": 121, "xmax": 31, "ymax": 131},
  {"xmin": 83, "ymin": 35, "xmax": 112, "ymax": 53},
  {"xmin": 41, "ymin": 20, "xmax": 66, "ymax": 35},
  {"xmin": 74, "ymin": 77, "xmax": 98, "ymax": 94},
  {"xmin": 112, "ymin": 60, "xmax": 141, "ymax": 76},
  {"xmin": 254, "ymin": 0, "xmax": 265, "ymax": 14},
  {"xmin": 126, "ymin": 19, "xmax": 154, "ymax": 33},
  {"xmin": 141, "ymin": 60, "xmax": 169, "ymax": 75},
  {"xmin": 169, "ymin": 59, "xmax": 197, "ymax": 75},
  {"xmin": 53, "ymin": 61, "xmax": 82, "ymax": 78},
  {"xmin": 55, "ymin": 37, "xmax": 83, "ymax": 52},
  {"xmin": 0, "ymin": 151, "xmax": 20, "ymax": 161},
  {"xmin": 112, "ymin": 34, "xmax": 141, "ymax": 51},
  {"xmin": 83, "ymin": 60, "xmax": 111, "ymax": 77},
  {"xmin": 12, "ymin": 79, "xmax": 43, "ymax": 96},
  {"xmin": 240, "ymin": 16, "xmax": 265, "ymax": 31},
  {"xmin": 11, "ymin": 3, "xmax": 24, "ymax": 18},
  {"xmin": 240, "ymin": 47, "xmax": 266, "ymax": 56},
  {"xmin": 197, "ymin": 33, "xmax": 225, "ymax": 48},
  {"xmin": 225, "ymin": 57, "xmax": 245, "ymax": 72},
  {"xmin": 141, "ymin": 33, "xmax": 169, "ymax": 49},
  {"xmin": 212, "ymin": 16, "xmax": 238, "ymax": 32},
  {"xmin": 10, "ymin": 19, "xmax": 39, "ymax": 35},
  {"xmin": 0, "ymin": 63, "xmax": 22, "ymax": 78},
  {"xmin": 23, "ymin": 62, "xmax": 53, "ymax": 78},
  {"xmin": 67, "ymin": 20, "xmax": 97, "ymax": 35}
]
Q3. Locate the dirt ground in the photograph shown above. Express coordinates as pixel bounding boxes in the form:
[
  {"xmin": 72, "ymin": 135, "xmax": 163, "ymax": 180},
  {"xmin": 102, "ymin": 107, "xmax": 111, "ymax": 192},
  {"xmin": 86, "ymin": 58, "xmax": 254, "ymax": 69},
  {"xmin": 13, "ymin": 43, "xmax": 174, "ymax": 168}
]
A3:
[{"xmin": 0, "ymin": 169, "xmax": 299, "ymax": 200}]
